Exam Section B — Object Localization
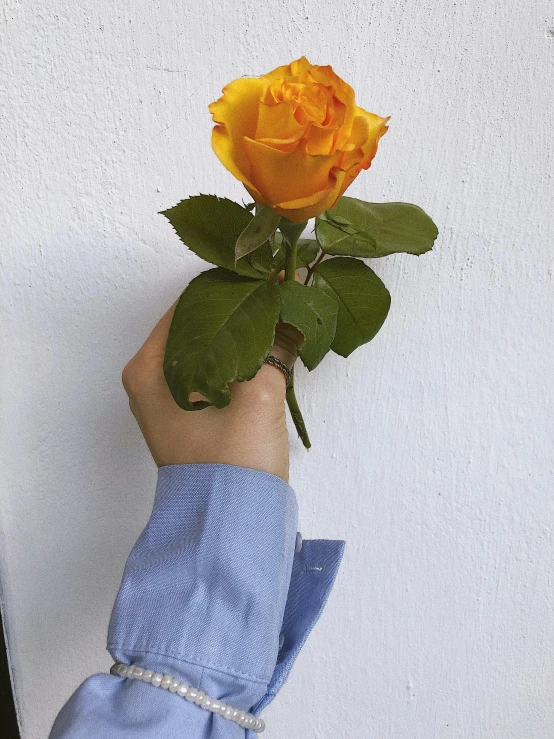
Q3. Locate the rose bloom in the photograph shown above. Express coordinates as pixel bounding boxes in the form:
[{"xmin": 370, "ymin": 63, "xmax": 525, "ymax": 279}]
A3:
[{"xmin": 208, "ymin": 56, "xmax": 389, "ymax": 223}]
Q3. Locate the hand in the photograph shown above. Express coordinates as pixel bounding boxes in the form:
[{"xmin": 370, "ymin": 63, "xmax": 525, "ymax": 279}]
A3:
[{"xmin": 122, "ymin": 299, "xmax": 301, "ymax": 483}]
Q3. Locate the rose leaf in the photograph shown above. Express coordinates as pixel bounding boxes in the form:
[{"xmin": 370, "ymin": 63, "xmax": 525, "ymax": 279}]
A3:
[
  {"xmin": 160, "ymin": 195, "xmax": 264, "ymax": 278},
  {"xmin": 235, "ymin": 205, "xmax": 281, "ymax": 260},
  {"xmin": 164, "ymin": 268, "xmax": 280, "ymax": 410},
  {"xmin": 296, "ymin": 239, "xmax": 320, "ymax": 267},
  {"xmin": 313, "ymin": 257, "xmax": 391, "ymax": 357},
  {"xmin": 316, "ymin": 197, "xmax": 439, "ymax": 258},
  {"xmin": 279, "ymin": 281, "xmax": 338, "ymax": 370}
]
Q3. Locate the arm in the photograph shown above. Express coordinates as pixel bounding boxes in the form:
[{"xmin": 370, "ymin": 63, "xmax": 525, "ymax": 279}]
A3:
[{"xmin": 49, "ymin": 302, "xmax": 344, "ymax": 738}]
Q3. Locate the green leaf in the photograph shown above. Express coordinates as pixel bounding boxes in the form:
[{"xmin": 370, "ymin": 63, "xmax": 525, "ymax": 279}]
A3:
[
  {"xmin": 313, "ymin": 257, "xmax": 391, "ymax": 357},
  {"xmin": 235, "ymin": 205, "xmax": 281, "ymax": 260},
  {"xmin": 296, "ymin": 239, "xmax": 320, "ymax": 267},
  {"xmin": 247, "ymin": 240, "xmax": 274, "ymax": 275},
  {"xmin": 273, "ymin": 238, "xmax": 319, "ymax": 275},
  {"xmin": 164, "ymin": 268, "xmax": 280, "ymax": 410},
  {"xmin": 325, "ymin": 213, "xmax": 351, "ymax": 227},
  {"xmin": 279, "ymin": 217, "xmax": 308, "ymax": 246},
  {"xmin": 272, "ymin": 238, "xmax": 289, "ymax": 273},
  {"xmin": 160, "ymin": 195, "xmax": 262, "ymax": 278},
  {"xmin": 279, "ymin": 281, "xmax": 339, "ymax": 370},
  {"xmin": 316, "ymin": 197, "xmax": 438, "ymax": 258}
]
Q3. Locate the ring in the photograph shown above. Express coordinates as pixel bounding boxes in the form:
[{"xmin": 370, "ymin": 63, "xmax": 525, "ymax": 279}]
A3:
[{"xmin": 263, "ymin": 356, "xmax": 292, "ymax": 387}]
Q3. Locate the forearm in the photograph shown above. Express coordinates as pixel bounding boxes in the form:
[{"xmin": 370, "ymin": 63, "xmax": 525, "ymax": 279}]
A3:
[{"xmin": 49, "ymin": 464, "xmax": 344, "ymax": 738}]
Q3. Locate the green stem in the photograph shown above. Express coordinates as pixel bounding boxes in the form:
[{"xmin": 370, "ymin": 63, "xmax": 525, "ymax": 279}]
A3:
[
  {"xmin": 286, "ymin": 369, "xmax": 311, "ymax": 449},
  {"xmin": 282, "ymin": 226, "xmax": 311, "ymax": 447},
  {"xmin": 284, "ymin": 240, "xmax": 297, "ymax": 281}
]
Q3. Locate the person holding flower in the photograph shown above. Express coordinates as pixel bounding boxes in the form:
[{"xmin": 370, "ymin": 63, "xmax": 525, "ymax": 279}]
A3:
[{"xmin": 48, "ymin": 57, "xmax": 436, "ymax": 738}]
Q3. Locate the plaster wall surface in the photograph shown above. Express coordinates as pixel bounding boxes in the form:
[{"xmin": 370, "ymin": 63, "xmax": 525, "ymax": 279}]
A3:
[{"xmin": 1, "ymin": 1, "xmax": 553, "ymax": 737}]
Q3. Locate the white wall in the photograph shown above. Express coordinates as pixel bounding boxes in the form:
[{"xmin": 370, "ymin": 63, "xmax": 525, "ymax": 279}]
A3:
[{"xmin": 1, "ymin": 1, "xmax": 553, "ymax": 737}]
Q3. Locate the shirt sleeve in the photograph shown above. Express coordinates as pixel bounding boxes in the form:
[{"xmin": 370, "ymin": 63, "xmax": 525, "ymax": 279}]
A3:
[{"xmin": 49, "ymin": 463, "xmax": 345, "ymax": 738}]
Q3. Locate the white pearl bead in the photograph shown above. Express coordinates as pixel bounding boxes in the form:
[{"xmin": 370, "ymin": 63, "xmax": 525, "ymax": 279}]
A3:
[
  {"xmin": 160, "ymin": 675, "xmax": 172, "ymax": 689},
  {"xmin": 109, "ymin": 664, "xmax": 264, "ymax": 732}
]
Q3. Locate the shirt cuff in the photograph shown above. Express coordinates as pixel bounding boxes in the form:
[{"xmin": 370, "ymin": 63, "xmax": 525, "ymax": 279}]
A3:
[{"xmin": 107, "ymin": 463, "xmax": 344, "ymax": 716}]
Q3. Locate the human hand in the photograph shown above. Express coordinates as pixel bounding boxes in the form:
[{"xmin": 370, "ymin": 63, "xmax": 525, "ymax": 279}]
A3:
[{"xmin": 122, "ymin": 296, "xmax": 302, "ymax": 483}]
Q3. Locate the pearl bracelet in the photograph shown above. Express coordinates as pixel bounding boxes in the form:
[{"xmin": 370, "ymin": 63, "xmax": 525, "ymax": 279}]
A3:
[{"xmin": 110, "ymin": 663, "xmax": 265, "ymax": 733}]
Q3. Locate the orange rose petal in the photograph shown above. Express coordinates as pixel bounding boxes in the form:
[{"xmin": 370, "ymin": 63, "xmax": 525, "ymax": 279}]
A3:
[
  {"xmin": 255, "ymin": 100, "xmax": 305, "ymax": 145},
  {"xmin": 344, "ymin": 114, "xmax": 370, "ymax": 151},
  {"xmin": 333, "ymin": 113, "xmax": 389, "ymax": 201},
  {"xmin": 262, "ymin": 56, "xmax": 312, "ymax": 82},
  {"xmin": 262, "ymin": 61, "xmax": 295, "ymax": 83},
  {"xmin": 209, "ymin": 76, "xmax": 266, "ymax": 188},
  {"xmin": 305, "ymin": 125, "xmax": 339, "ymax": 156},
  {"xmin": 355, "ymin": 108, "xmax": 390, "ymax": 159},
  {"xmin": 290, "ymin": 56, "xmax": 313, "ymax": 74},
  {"xmin": 337, "ymin": 109, "xmax": 388, "ymax": 174},
  {"xmin": 310, "ymin": 65, "xmax": 355, "ymax": 107},
  {"xmin": 243, "ymin": 136, "xmax": 342, "ymax": 205},
  {"xmin": 257, "ymin": 137, "xmax": 304, "ymax": 154},
  {"xmin": 211, "ymin": 126, "xmax": 262, "ymax": 198},
  {"xmin": 308, "ymin": 65, "xmax": 356, "ymax": 144},
  {"xmin": 277, "ymin": 185, "xmax": 333, "ymax": 209},
  {"xmin": 209, "ymin": 58, "xmax": 389, "ymax": 220},
  {"xmin": 338, "ymin": 147, "xmax": 365, "ymax": 176},
  {"xmin": 274, "ymin": 168, "xmax": 348, "ymax": 222}
]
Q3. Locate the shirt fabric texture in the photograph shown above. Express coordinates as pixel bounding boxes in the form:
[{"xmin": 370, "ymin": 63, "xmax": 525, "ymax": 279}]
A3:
[{"xmin": 49, "ymin": 463, "xmax": 345, "ymax": 738}]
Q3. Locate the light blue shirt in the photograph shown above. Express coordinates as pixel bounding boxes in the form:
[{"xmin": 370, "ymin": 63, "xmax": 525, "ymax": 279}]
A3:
[{"xmin": 49, "ymin": 464, "xmax": 345, "ymax": 738}]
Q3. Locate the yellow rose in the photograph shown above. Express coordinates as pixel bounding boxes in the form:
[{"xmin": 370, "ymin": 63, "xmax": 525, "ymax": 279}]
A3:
[{"xmin": 208, "ymin": 56, "xmax": 389, "ymax": 223}]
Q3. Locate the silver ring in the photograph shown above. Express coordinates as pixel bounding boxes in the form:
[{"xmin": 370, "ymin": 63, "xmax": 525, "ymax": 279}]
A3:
[{"xmin": 263, "ymin": 355, "xmax": 292, "ymax": 387}]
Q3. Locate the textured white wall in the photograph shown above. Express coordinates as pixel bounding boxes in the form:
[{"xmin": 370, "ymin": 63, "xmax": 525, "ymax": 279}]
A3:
[{"xmin": 1, "ymin": 1, "xmax": 553, "ymax": 737}]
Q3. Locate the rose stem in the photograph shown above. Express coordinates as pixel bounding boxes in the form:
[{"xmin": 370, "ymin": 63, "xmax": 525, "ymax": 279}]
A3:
[
  {"xmin": 286, "ymin": 376, "xmax": 311, "ymax": 449},
  {"xmin": 283, "ymin": 231, "xmax": 311, "ymax": 449},
  {"xmin": 284, "ymin": 239, "xmax": 298, "ymax": 282},
  {"xmin": 304, "ymin": 249, "xmax": 327, "ymax": 285}
]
